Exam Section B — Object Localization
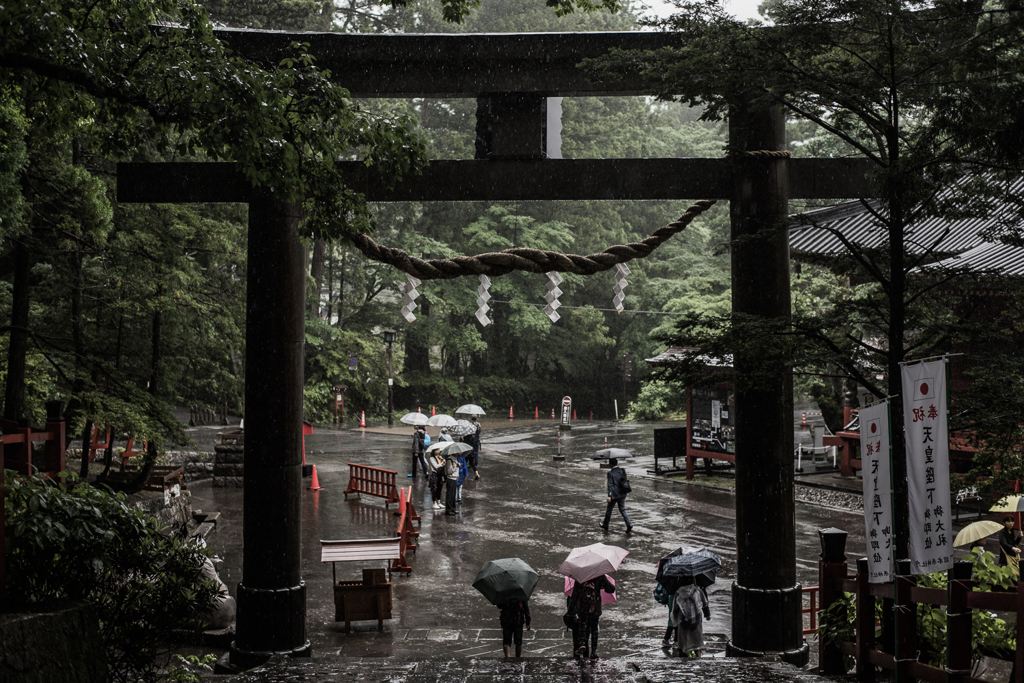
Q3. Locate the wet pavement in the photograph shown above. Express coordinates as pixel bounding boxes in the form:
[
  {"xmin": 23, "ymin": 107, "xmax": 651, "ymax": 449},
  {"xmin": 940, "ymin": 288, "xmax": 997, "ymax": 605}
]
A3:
[
  {"xmin": 187, "ymin": 418, "xmax": 867, "ymax": 667},
  {"xmin": 227, "ymin": 655, "xmax": 843, "ymax": 682}
]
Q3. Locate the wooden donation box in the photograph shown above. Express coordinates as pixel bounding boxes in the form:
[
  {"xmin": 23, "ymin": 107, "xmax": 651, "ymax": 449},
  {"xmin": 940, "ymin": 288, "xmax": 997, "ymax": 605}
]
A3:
[{"xmin": 321, "ymin": 538, "xmax": 400, "ymax": 633}]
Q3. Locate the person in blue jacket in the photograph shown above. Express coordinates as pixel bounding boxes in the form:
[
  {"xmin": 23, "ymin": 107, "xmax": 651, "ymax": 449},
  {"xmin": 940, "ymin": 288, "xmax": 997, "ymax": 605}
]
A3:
[{"xmin": 600, "ymin": 458, "xmax": 632, "ymax": 533}]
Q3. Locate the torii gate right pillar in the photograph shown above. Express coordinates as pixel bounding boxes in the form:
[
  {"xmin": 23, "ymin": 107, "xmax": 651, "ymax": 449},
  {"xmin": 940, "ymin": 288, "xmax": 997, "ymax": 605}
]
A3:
[{"xmin": 727, "ymin": 101, "xmax": 808, "ymax": 664}]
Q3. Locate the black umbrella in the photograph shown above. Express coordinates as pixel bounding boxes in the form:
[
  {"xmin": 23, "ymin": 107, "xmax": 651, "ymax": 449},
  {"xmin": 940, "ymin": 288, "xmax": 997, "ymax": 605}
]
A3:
[
  {"xmin": 591, "ymin": 447, "xmax": 633, "ymax": 460},
  {"xmin": 656, "ymin": 547, "xmax": 722, "ymax": 593}
]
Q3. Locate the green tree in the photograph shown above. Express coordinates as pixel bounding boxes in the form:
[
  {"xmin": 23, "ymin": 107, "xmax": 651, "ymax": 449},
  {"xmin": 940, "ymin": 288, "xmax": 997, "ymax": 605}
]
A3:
[{"xmin": 593, "ymin": 0, "xmax": 1024, "ymax": 556}]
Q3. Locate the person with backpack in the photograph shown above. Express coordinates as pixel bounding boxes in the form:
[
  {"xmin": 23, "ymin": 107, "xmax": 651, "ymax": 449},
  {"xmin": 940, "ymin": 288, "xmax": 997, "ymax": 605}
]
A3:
[
  {"xmin": 566, "ymin": 574, "xmax": 615, "ymax": 660},
  {"xmin": 672, "ymin": 581, "xmax": 710, "ymax": 658},
  {"xmin": 409, "ymin": 425, "xmax": 428, "ymax": 477},
  {"xmin": 600, "ymin": 458, "xmax": 633, "ymax": 534},
  {"xmin": 498, "ymin": 598, "xmax": 531, "ymax": 659}
]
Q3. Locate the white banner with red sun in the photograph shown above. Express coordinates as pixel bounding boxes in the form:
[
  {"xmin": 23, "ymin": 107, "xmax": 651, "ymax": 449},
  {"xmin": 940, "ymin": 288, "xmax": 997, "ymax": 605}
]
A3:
[
  {"xmin": 902, "ymin": 359, "xmax": 953, "ymax": 575},
  {"xmin": 860, "ymin": 400, "xmax": 893, "ymax": 583}
]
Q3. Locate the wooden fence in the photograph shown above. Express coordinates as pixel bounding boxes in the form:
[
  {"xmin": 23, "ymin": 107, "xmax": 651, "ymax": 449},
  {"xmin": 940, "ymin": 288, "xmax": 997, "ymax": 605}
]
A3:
[
  {"xmin": 343, "ymin": 463, "xmax": 400, "ymax": 507},
  {"xmin": 390, "ymin": 486, "xmax": 420, "ymax": 575},
  {"xmin": 1, "ymin": 409, "xmax": 67, "ymax": 604},
  {"xmin": 819, "ymin": 557, "xmax": 1024, "ymax": 682}
]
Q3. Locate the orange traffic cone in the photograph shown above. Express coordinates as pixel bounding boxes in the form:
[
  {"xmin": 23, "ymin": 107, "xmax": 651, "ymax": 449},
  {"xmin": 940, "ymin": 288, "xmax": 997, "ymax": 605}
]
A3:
[
  {"xmin": 359, "ymin": 411, "xmax": 366, "ymax": 428},
  {"xmin": 417, "ymin": 406, "xmax": 421, "ymax": 413},
  {"xmin": 801, "ymin": 411, "xmax": 808, "ymax": 430},
  {"xmin": 573, "ymin": 409, "xmax": 577, "ymax": 420},
  {"xmin": 551, "ymin": 408, "xmax": 555, "ymax": 419},
  {"xmin": 308, "ymin": 465, "xmax": 324, "ymax": 491},
  {"xmin": 431, "ymin": 406, "xmax": 436, "ymax": 416},
  {"xmin": 509, "ymin": 406, "xmax": 514, "ymax": 419},
  {"xmin": 534, "ymin": 407, "xmax": 539, "ymax": 419}
]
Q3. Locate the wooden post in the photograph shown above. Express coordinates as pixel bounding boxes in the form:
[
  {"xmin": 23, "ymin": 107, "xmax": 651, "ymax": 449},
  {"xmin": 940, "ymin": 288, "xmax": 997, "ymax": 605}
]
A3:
[
  {"xmin": 231, "ymin": 192, "xmax": 312, "ymax": 668},
  {"xmin": 946, "ymin": 561, "xmax": 973, "ymax": 683},
  {"xmin": 1016, "ymin": 573, "xmax": 1024, "ymax": 683},
  {"xmin": 819, "ymin": 557, "xmax": 850, "ymax": 674},
  {"xmin": 727, "ymin": 98, "xmax": 805, "ymax": 664},
  {"xmin": 855, "ymin": 558, "xmax": 875, "ymax": 682},
  {"xmin": 894, "ymin": 559, "xmax": 917, "ymax": 683}
]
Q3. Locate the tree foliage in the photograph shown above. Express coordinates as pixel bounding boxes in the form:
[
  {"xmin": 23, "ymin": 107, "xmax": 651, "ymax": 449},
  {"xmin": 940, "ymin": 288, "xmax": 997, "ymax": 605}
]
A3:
[{"xmin": 4, "ymin": 472, "xmax": 219, "ymax": 683}]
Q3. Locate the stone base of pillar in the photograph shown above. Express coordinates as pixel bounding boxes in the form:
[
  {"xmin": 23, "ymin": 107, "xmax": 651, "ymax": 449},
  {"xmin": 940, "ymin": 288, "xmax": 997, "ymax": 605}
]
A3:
[
  {"xmin": 228, "ymin": 581, "xmax": 311, "ymax": 671},
  {"xmin": 727, "ymin": 582, "xmax": 808, "ymax": 666}
]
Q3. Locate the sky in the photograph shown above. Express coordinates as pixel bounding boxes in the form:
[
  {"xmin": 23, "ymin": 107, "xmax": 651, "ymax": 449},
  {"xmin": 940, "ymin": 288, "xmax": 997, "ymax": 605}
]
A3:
[{"xmin": 645, "ymin": 0, "xmax": 764, "ymax": 21}]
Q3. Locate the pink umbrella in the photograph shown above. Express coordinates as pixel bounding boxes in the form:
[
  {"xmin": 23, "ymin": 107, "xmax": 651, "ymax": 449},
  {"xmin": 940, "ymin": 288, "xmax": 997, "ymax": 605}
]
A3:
[
  {"xmin": 556, "ymin": 542, "xmax": 629, "ymax": 583},
  {"xmin": 564, "ymin": 575, "xmax": 617, "ymax": 604}
]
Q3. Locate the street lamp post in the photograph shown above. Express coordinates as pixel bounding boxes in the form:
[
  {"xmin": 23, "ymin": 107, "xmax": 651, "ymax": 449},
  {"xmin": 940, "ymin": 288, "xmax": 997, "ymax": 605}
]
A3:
[{"xmin": 384, "ymin": 329, "xmax": 396, "ymax": 427}]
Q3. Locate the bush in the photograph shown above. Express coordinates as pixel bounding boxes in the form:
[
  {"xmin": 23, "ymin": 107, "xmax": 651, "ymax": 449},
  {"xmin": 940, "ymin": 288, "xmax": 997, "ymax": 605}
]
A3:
[
  {"xmin": 627, "ymin": 380, "xmax": 681, "ymax": 421},
  {"xmin": 4, "ymin": 472, "xmax": 219, "ymax": 683}
]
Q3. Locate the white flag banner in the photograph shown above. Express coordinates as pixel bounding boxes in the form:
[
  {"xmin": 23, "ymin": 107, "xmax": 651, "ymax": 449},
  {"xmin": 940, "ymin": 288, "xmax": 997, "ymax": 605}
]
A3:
[
  {"xmin": 902, "ymin": 359, "xmax": 953, "ymax": 575},
  {"xmin": 860, "ymin": 401, "xmax": 893, "ymax": 582}
]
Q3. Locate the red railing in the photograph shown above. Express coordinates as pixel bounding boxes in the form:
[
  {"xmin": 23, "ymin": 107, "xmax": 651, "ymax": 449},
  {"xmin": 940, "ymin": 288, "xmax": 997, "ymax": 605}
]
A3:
[
  {"xmin": 1, "ymin": 413, "xmax": 67, "ymax": 605},
  {"xmin": 343, "ymin": 463, "xmax": 400, "ymax": 507},
  {"xmin": 390, "ymin": 487, "xmax": 420, "ymax": 575},
  {"xmin": 802, "ymin": 585, "xmax": 818, "ymax": 635}
]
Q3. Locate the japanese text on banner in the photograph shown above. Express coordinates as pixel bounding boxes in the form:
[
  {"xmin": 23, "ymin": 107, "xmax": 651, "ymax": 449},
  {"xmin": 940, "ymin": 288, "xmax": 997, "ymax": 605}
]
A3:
[
  {"xmin": 901, "ymin": 359, "xmax": 953, "ymax": 575},
  {"xmin": 860, "ymin": 401, "xmax": 893, "ymax": 582}
]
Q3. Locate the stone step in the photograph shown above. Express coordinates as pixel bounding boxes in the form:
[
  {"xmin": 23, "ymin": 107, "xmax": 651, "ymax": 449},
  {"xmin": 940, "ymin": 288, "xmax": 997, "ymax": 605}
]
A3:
[{"xmin": 224, "ymin": 655, "xmax": 819, "ymax": 683}]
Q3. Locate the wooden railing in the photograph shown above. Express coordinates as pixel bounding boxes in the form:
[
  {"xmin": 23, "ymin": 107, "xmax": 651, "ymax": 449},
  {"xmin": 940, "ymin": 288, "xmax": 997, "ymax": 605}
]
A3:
[
  {"xmin": 819, "ymin": 557, "xmax": 1024, "ymax": 682},
  {"xmin": 390, "ymin": 487, "xmax": 420, "ymax": 575},
  {"xmin": 1, "ymin": 410, "xmax": 67, "ymax": 603},
  {"xmin": 343, "ymin": 463, "xmax": 400, "ymax": 507},
  {"xmin": 802, "ymin": 585, "xmax": 819, "ymax": 635}
]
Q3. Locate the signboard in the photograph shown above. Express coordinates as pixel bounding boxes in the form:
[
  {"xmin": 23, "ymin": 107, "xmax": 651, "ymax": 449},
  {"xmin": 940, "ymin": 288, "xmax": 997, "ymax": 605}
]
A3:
[
  {"xmin": 859, "ymin": 401, "xmax": 893, "ymax": 583},
  {"xmin": 348, "ymin": 357, "xmax": 358, "ymax": 370},
  {"xmin": 689, "ymin": 387, "xmax": 735, "ymax": 454},
  {"xmin": 560, "ymin": 396, "xmax": 572, "ymax": 427},
  {"xmin": 902, "ymin": 359, "xmax": 953, "ymax": 575}
]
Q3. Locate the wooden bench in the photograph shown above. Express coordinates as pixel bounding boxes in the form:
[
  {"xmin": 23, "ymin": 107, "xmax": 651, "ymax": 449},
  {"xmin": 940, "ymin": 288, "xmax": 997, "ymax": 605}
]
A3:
[{"xmin": 320, "ymin": 538, "xmax": 400, "ymax": 633}]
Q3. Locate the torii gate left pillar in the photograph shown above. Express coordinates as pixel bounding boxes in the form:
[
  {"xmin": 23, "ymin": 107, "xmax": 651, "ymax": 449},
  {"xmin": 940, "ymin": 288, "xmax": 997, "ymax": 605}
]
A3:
[
  {"xmin": 118, "ymin": 178, "xmax": 312, "ymax": 667},
  {"xmin": 231, "ymin": 191, "xmax": 311, "ymax": 667}
]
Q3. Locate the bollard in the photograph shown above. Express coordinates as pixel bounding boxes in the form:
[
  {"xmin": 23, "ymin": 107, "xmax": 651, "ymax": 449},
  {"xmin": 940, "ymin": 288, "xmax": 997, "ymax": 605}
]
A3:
[{"xmin": 573, "ymin": 409, "xmax": 577, "ymax": 420}]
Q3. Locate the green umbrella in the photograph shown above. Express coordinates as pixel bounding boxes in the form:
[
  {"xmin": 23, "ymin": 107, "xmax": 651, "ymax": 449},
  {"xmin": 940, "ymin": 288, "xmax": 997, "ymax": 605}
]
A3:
[{"xmin": 473, "ymin": 558, "xmax": 539, "ymax": 606}]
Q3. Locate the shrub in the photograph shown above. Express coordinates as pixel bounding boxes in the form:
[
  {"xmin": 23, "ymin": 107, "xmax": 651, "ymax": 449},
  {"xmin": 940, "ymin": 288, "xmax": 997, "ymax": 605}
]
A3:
[{"xmin": 4, "ymin": 471, "xmax": 219, "ymax": 683}]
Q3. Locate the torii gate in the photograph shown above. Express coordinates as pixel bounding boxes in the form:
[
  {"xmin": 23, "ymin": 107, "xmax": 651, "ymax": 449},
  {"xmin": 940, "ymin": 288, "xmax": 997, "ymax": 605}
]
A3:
[{"xmin": 118, "ymin": 31, "xmax": 875, "ymax": 669}]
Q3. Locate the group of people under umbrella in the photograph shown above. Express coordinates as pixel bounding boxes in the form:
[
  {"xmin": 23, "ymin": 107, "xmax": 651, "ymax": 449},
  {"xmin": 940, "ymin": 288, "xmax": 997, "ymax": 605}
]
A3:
[
  {"xmin": 471, "ymin": 542, "xmax": 722, "ymax": 661},
  {"xmin": 401, "ymin": 404, "xmax": 484, "ymax": 515}
]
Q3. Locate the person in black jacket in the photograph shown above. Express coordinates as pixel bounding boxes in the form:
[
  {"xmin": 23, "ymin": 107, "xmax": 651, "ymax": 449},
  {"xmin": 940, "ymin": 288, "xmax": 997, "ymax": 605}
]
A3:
[
  {"xmin": 600, "ymin": 458, "xmax": 632, "ymax": 533},
  {"xmin": 566, "ymin": 574, "xmax": 615, "ymax": 660},
  {"xmin": 999, "ymin": 514, "xmax": 1022, "ymax": 566},
  {"xmin": 410, "ymin": 426, "xmax": 428, "ymax": 477}
]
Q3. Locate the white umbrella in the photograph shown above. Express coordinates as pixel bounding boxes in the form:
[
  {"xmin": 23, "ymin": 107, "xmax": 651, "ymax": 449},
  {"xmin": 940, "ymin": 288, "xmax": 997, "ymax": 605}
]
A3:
[
  {"xmin": 448, "ymin": 419, "xmax": 477, "ymax": 437},
  {"xmin": 400, "ymin": 412, "xmax": 429, "ymax": 426},
  {"xmin": 428, "ymin": 414, "xmax": 458, "ymax": 427},
  {"xmin": 454, "ymin": 404, "xmax": 486, "ymax": 416}
]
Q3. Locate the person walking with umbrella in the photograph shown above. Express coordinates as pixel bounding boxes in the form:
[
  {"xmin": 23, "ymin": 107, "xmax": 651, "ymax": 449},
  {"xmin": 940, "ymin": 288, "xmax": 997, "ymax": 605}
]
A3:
[
  {"xmin": 556, "ymin": 543, "xmax": 628, "ymax": 661},
  {"xmin": 566, "ymin": 574, "xmax": 615, "ymax": 660},
  {"xmin": 600, "ymin": 458, "xmax": 632, "ymax": 534},
  {"xmin": 473, "ymin": 558, "xmax": 538, "ymax": 659}
]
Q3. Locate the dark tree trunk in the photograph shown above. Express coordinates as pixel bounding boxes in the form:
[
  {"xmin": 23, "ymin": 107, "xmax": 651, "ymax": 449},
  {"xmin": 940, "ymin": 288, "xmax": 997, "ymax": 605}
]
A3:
[
  {"xmin": 308, "ymin": 238, "xmax": 325, "ymax": 318},
  {"xmin": 126, "ymin": 308, "xmax": 162, "ymax": 492},
  {"xmin": 3, "ymin": 240, "xmax": 31, "ymax": 422}
]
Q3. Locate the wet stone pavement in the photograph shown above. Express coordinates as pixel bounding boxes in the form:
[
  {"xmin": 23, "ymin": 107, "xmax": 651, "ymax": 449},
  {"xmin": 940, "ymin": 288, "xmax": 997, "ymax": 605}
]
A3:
[
  {"xmin": 229, "ymin": 655, "xmax": 841, "ymax": 683},
  {"xmin": 186, "ymin": 419, "xmax": 862, "ymax": 681}
]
